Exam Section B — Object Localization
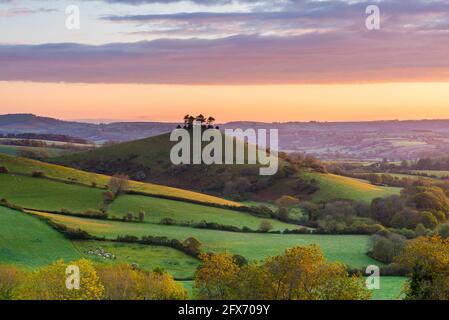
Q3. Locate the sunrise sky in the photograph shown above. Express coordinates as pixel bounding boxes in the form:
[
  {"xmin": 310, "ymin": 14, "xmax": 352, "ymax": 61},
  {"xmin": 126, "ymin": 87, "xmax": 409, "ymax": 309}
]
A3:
[{"xmin": 1, "ymin": 0, "xmax": 448, "ymax": 122}]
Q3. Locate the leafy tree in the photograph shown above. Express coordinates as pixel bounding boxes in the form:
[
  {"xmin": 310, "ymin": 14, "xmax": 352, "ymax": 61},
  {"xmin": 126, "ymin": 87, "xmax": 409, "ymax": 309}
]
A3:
[
  {"xmin": 96, "ymin": 264, "xmax": 186, "ymax": 300},
  {"xmin": 194, "ymin": 245, "xmax": 370, "ymax": 300},
  {"xmin": 259, "ymin": 220, "xmax": 274, "ymax": 233},
  {"xmin": 13, "ymin": 259, "xmax": 104, "ymax": 300},
  {"xmin": 0, "ymin": 265, "xmax": 23, "ymax": 300},
  {"xmin": 195, "ymin": 252, "xmax": 239, "ymax": 300},
  {"xmin": 108, "ymin": 174, "xmax": 129, "ymax": 196},
  {"xmin": 138, "ymin": 209, "xmax": 146, "ymax": 222},
  {"xmin": 183, "ymin": 237, "xmax": 202, "ymax": 256},
  {"xmin": 397, "ymin": 236, "xmax": 449, "ymax": 300}
]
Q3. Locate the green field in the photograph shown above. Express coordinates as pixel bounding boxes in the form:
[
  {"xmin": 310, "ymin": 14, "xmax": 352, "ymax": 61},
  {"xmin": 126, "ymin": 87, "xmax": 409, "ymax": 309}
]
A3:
[
  {"xmin": 302, "ymin": 172, "xmax": 401, "ymax": 203},
  {"xmin": 0, "ymin": 154, "xmax": 240, "ymax": 206},
  {"xmin": 411, "ymin": 170, "xmax": 449, "ymax": 178},
  {"xmin": 109, "ymin": 194, "xmax": 299, "ymax": 231},
  {"xmin": 371, "ymin": 277, "xmax": 406, "ymax": 300},
  {"xmin": 30, "ymin": 211, "xmax": 379, "ymax": 269},
  {"xmin": 74, "ymin": 240, "xmax": 199, "ymax": 279},
  {"xmin": 0, "ymin": 174, "xmax": 104, "ymax": 213},
  {"xmin": 0, "ymin": 206, "xmax": 81, "ymax": 268},
  {"xmin": 0, "ymin": 145, "xmax": 68, "ymax": 157}
]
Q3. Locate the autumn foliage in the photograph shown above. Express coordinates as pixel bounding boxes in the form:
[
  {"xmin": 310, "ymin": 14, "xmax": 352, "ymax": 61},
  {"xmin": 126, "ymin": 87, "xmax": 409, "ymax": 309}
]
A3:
[{"xmin": 194, "ymin": 245, "xmax": 371, "ymax": 300}]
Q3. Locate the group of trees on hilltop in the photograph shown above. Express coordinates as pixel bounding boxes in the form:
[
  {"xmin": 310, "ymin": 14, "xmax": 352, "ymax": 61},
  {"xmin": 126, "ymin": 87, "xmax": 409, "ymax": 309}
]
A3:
[{"xmin": 177, "ymin": 114, "xmax": 218, "ymax": 130}]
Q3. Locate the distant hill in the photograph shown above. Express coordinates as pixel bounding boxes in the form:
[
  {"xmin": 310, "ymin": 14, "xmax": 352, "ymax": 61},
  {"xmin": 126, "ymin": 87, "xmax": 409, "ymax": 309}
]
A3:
[
  {"xmin": 4, "ymin": 114, "xmax": 449, "ymax": 160},
  {"xmin": 0, "ymin": 114, "xmax": 176, "ymax": 143},
  {"xmin": 54, "ymin": 132, "xmax": 399, "ymax": 202}
]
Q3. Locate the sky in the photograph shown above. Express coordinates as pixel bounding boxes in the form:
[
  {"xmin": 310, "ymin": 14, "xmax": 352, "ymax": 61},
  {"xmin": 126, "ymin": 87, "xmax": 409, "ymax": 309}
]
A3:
[{"xmin": 0, "ymin": 0, "xmax": 448, "ymax": 122}]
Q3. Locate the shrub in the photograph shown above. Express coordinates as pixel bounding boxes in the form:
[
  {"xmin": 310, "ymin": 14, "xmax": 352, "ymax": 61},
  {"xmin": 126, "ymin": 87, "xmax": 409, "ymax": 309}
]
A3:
[
  {"xmin": 259, "ymin": 220, "xmax": 274, "ymax": 233},
  {"xmin": 96, "ymin": 264, "xmax": 187, "ymax": 300},
  {"xmin": 31, "ymin": 170, "xmax": 45, "ymax": 178},
  {"xmin": 0, "ymin": 166, "xmax": 9, "ymax": 174},
  {"xmin": 0, "ymin": 265, "xmax": 23, "ymax": 300}
]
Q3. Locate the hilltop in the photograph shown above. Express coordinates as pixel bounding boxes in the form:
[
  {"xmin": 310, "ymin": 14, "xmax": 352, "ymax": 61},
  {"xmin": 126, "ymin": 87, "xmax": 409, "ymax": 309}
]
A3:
[
  {"xmin": 3, "ymin": 114, "xmax": 449, "ymax": 159},
  {"xmin": 54, "ymin": 132, "xmax": 399, "ymax": 202}
]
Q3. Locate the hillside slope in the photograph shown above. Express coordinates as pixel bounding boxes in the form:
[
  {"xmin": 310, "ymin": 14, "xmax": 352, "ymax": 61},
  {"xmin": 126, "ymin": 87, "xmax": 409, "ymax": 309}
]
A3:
[
  {"xmin": 0, "ymin": 154, "xmax": 240, "ymax": 207},
  {"xmin": 0, "ymin": 206, "xmax": 81, "ymax": 268},
  {"xmin": 54, "ymin": 133, "xmax": 400, "ymax": 202}
]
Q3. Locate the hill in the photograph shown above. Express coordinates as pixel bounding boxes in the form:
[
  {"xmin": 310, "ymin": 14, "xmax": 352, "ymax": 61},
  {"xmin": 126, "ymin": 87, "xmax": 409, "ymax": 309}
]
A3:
[
  {"xmin": 0, "ymin": 153, "xmax": 239, "ymax": 207},
  {"xmin": 54, "ymin": 133, "xmax": 400, "ymax": 202},
  {"xmin": 0, "ymin": 114, "xmax": 174, "ymax": 143}
]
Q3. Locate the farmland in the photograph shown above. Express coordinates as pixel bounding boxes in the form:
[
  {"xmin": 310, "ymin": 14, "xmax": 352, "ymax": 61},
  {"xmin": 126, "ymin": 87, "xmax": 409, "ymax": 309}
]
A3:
[
  {"xmin": 0, "ymin": 206, "xmax": 81, "ymax": 268},
  {"xmin": 28, "ymin": 210, "xmax": 379, "ymax": 269}
]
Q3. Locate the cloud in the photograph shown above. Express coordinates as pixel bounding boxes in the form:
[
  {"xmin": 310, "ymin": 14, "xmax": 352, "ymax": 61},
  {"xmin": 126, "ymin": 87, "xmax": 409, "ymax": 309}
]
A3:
[
  {"xmin": 1, "ymin": 31, "xmax": 448, "ymax": 84},
  {"xmin": 99, "ymin": 0, "xmax": 449, "ymax": 38},
  {"xmin": 0, "ymin": 7, "xmax": 58, "ymax": 18}
]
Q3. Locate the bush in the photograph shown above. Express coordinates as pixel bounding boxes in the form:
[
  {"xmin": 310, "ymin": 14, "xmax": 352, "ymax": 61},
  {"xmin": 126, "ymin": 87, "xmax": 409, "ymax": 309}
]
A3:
[
  {"xmin": 438, "ymin": 223, "xmax": 449, "ymax": 238},
  {"xmin": 31, "ymin": 170, "xmax": 45, "ymax": 178},
  {"xmin": 0, "ymin": 166, "xmax": 9, "ymax": 174},
  {"xmin": 259, "ymin": 220, "xmax": 274, "ymax": 233}
]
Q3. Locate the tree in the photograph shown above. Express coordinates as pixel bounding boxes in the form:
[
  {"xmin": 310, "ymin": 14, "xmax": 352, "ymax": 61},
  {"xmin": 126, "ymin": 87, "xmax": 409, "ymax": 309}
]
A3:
[
  {"xmin": 194, "ymin": 245, "xmax": 371, "ymax": 300},
  {"xmin": 206, "ymin": 116, "xmax": 216, "ymax": 128},
  {"xmin": 13, "ymin": 259, "xmax": 104, "ymax": 300},
  {"xmin": 96, "ymin": 264, "xmax": 187, "ymax": 300},
  {"xmin": 259, "ymin": 220, "xmax": 274, "ymax": 233},
  {"xmin": 126, "ymin": 211, "xmax": 134, "ymax": 221},
  {"xmin": 397, "ymin": 236, "xmax": 449, "ymax": 300},
  {"xmin": 196, "ymin": 114, "xmax": 206, "ymax": 127},
  {"xmin": 276, "ymin": 195, "xmax": 300, "ymax": 208},
  {"xmin": 0, "ymin": 265, "xmax": 23, "ymax": 300},
  {"xmin": 108, "ymin": 174, "xmax": 129, "ymax": 196},
  {"xmin": 183, "ymin": 237, "xmax": 202, "ymax": 256},
  {"xmin": 138, "ymin": 209, "xmax": 146, "ymax": 222},
  {"xmin": 194, "ymin": 252, "xmax": 239, "ymax": 300}
]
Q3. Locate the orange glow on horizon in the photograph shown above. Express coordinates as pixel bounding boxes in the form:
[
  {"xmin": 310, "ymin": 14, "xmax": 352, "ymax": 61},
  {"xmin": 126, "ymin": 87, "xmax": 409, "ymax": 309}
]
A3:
[{"xmin": 1, "ymin": 81, "xmax": 449, "ymax": 122}]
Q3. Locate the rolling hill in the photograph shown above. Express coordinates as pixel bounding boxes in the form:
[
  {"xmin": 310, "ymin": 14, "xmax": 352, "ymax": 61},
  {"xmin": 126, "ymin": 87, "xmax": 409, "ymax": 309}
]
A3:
[
  {"xmin": 0, "ymin": 153, "xmax": 239, "ymax": 207},
  {"xmin": 54, "ymin": 133, "xmax": 400, "ymax": 202}
]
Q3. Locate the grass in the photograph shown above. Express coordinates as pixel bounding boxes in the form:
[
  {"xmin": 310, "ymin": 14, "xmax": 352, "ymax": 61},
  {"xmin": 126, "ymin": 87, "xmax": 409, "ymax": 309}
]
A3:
[
  {"xmin": 0, "ymin": 206, "xmax": 81, "ymax": 268},
  {"xmin": 109, "ymin": 194, "xmax": 299, "ymax": 231},
  {"xmin": 0, "ymin": 145, "xmax": 67, "ymax": 157},
  {"xmin": 29, "ymin": 211, "xmax": 380, "ymax": 269},
  {"xmin": 411, "ymin": 170, "xmax": 449, "ymax": 178},
  {"xmin": 371, "ymin": 277, "xmax": 406, "ymax": 300},
  {"xmin": 178, "ymin": 280, "xmax": 194, "ymax": 298},
  {"xmin": 302, "ymin": 172, "xmax": 401, "ymax": 203},
  {"xmin": 74, "ymin": 240, "xmax": 199, "ymax": 279},
  {"xmin": 0, "ymin": 154, "xmax": 240, "ymax": 207},
  {"xmin": 0, "ymin": 174, "xmax": 104, "ymax": 213}
]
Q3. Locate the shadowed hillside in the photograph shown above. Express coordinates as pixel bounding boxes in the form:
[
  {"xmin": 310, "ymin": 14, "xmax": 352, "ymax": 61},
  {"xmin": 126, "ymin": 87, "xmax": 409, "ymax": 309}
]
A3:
[{"xmin": 54, "ymin": 132, "xmax": 400, "ymax": 202}]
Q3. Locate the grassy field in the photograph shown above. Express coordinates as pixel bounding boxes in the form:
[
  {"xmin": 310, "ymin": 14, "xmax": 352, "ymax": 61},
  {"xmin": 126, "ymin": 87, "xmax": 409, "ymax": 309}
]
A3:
[
  {"xmin": 0, "ymin": 174, "xmax": 104, "ymax": 213},
  {"xmin": 0, "ymin": 171, "xmax": 291, "ymax": 230},
  {"xmin": 0, "ymin": 154, "xmax": 240, "ymax": 207},
  {"xmin": 30, "ymin": 211, "xmax": 379, "ymax": 269},
  {"xmin": 0, "ymin": 144, "xmax": 68, "ymax": 157},
  {"xmin": 411, "ymin": 170, "xmax": 449, "ymax": 178},
  {"xmin": 109, "ymin": 194, "xmax": 299, "ymax": 231},
  {"xmin": 0, "ymin": 206, "xmax": 81, "ymax": 268},
  {"xmin": 74, "ymin": 240, "xmax": 199, "ymax": 279},
  {"xmin": 302, "ymin": 172, "xmax": 401, "ymax": 203},
  {"xmin": 371, "ymin": 277, "xmax": 406, "ymax": 300}
]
